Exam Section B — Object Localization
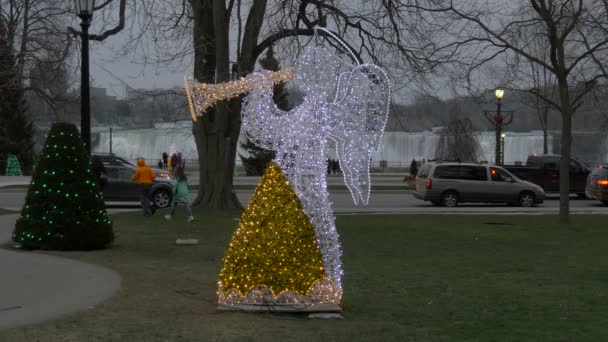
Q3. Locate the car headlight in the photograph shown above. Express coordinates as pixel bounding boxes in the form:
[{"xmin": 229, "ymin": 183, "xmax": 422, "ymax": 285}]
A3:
[{"xmin": 158, "ymin": 173, "xmax": 170, "ymax": 179}]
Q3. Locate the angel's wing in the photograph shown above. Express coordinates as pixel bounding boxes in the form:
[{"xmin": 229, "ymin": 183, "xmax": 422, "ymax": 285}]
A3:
[{"xmin": 329, "ymin": 64, "xmax": 391, "ymax": 205}]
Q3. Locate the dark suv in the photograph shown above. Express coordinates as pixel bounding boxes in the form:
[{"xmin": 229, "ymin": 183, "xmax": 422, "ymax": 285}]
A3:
[
  {"xmin": 585, "ymin": 165, "xmax": 608, "ymax": 205},
  {"xmin": 93, "ymin": 153, "xmax": 173, "ymax": 208}
]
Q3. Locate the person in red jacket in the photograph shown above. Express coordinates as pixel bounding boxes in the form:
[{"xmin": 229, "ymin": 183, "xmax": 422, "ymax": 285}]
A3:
[
  {"xmin": 170, "ymin": 153, "xmax": 178, "ymax": 172},
  {"xmin": 132, "ymin": 158, "xmax": 157, "ymax": 216}
]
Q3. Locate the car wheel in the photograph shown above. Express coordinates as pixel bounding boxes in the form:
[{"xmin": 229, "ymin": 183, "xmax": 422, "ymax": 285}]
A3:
[
  {"xmin": 153, "ymin": 189, "xmax": 171, "ymax": 208},
  {"xmin": 519, "ymin": 191, "xmax": 535, "ymax": 207},
  {"xmin": 440, "ymin": 191, "xmax": 458, "ymax": 207},
  {"xmin": 602, "ymin": 200, "xmax": 608, "ymax": 205}
]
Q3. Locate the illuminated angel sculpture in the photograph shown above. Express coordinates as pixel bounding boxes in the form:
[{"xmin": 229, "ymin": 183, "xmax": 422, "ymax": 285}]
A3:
[
  {"xmin": 240, "ymin": 29, "xmax": 391, "ymax": 297},
  {"xmin": 185, "ymin": 28, "xmax": 390, "ymax": 309}
]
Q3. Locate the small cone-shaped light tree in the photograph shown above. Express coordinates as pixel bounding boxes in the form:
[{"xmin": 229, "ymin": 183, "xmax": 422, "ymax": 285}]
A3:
[
  {"xmin": 218, "ymin": 163, "xmax": 331, "ymax": 305},
  {"xmin": 13, "ymin": 123, "xmax": 114, "ymax": 250},
  {"xmin": 5, "ymin": 154, "xmax": 23, "ymax": 176}
]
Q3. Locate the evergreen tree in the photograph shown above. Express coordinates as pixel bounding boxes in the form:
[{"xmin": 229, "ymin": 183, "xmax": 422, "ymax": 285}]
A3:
[
  {"xmin": 13, "ymin": 123, "xmax": 114, "ymax": 250},
  {"xmin": 257, "ymin": 46, "xmax": 290, "ymax": 111},
  {"xmin": 239, "ymin": 46, "xmax": 289, "ymax": 176},
  {"xmin": 0, "ymin": 23, "xmax": 35, "ymax": 175},
  {"xmin": 5, "ymin": 154, "xmax": 23, "ymax": 176}
]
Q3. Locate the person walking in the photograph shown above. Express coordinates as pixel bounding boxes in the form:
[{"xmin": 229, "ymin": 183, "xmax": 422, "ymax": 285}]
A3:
[
  {"xmin": 131, "ymin": 158, "xmax": 157, "ymax": 216},
  {"xmin": 162, "ymin": 152, "xmax": 168, "ymax": 169},
  {"xmin": 177, "ymin": 152, "xmax": 184, "ymax": 168},
  {"xmin": 170, "ymin": 153, "xmax": 178, "ymax": 172},
  {"xmin": 331, "ymin": 159, "xmax": 338, "ymax": 175},
  {"xmin": 91, "ymin": 155, "xmax": 108, "ymax": 192},
  {"xmin": 164, "ymin": 165, "xmax": 194, "ymax": 223}
]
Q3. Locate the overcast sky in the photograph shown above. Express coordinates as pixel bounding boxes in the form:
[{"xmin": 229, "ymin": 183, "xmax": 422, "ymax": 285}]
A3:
[
  {"xmin": 84, "ymin": 5, "xmax": 443, "ymax": 104},
  {"xmin": 89, "ymin": 41, "xmax": 192, "ymax": 98}
]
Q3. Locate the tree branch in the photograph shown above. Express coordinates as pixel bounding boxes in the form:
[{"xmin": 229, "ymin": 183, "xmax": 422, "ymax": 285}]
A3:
[{"xmin": 68, "ymin": 0, "xmax": 126, "ymax": 42}]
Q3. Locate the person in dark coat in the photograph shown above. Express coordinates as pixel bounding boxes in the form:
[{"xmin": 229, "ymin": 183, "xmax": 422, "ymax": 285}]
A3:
[
  {"xmin": 331, "ymin": 159, "xmax": 338, "ymax": 175},
  {"xmin": 177, "ymin": 152, "xmax": 184, "ymax": 168},
  {"xmin": 91, "ymin": 156, "xmax": 108, "ymax": 191},
  {"xmin": 162, "ymin": 152, "xmax": 168, "ymax": 169}
]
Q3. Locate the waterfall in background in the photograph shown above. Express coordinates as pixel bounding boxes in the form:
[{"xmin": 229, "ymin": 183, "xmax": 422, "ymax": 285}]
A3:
[
  {"xmin": 94, "ymin": 122, "xmax": 200, "ymax": 164},
  {"xmin": 371, "ymin": 130, "xmax": 552, "ymax": 166},
  {"xmin": 93, "ymin": 121, "xmax": 608, "ymax": 167}
]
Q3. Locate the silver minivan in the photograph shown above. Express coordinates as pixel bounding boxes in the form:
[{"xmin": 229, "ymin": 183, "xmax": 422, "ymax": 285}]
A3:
[{"xmin": 413, "ymin": 162, "xmax": 545, "ymax": 207}]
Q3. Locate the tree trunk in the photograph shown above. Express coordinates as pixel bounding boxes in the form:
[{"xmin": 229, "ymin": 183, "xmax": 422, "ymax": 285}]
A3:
[
  {"xmin": 189, "ymin": 0, "xmax": 241, "ymax": 210},
  {"xmin": 188, "ymin": 0, "xmax": 268, "ymax": 211},
  {"xmin": 17, "ymin": 0, "xmax": 30, "ymax": 84},
  {"xmin": 543, "ymin": 108, "xmax": 548, "ymax": 154},
  {"xmin": 558, "ymin": 81, "xmax": 572, "ymax": 224}
]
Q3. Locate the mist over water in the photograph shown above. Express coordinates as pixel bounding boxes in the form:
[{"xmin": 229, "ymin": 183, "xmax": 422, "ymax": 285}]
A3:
[{"xmin": 92, "ymin": 122, "xmax": 606, "ymax": 167}]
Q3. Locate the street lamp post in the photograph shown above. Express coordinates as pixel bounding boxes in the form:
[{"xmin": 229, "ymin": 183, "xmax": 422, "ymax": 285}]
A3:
[
  {"xmin": 501, "ymin": 133, "xmax": 506, "ymax": 165},
  {"xmin": 483, "ymin": 88, "xmax": 513, "ymax": 165},
  {"xmin": 75, "ymin": 0, "xmax": 95, "ymax": 154},
  {"xmin": 494, "ymin": 89, "xmax": 504, "ymax": 165}
]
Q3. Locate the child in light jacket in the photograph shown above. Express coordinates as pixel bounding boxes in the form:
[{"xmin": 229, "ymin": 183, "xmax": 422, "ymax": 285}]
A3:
[{"xmin": 165, "ymin": 166, "xmax": 194, "ymax": 222}]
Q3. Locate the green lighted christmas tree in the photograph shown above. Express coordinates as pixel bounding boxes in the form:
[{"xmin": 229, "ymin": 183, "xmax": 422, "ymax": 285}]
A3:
[
  {"xmin": 5, "ymin": 154, "xmax": 22, "ymax": 176},
  {"xmin": 13, "ymin": 122, "xmax": 113, "ymax": 250}
]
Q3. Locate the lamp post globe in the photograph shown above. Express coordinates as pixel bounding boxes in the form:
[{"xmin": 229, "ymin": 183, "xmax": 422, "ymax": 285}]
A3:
[
  {"xmin": 75, "ymin": 0, "xmax": 95, "ymax": 153},
  {"xmin": 75, "ymin": 0, "xmax": 95, "ymax": 17},
  {"xmin": 495, "ymin": 88, "xmax": 505, "ymax": 101}
]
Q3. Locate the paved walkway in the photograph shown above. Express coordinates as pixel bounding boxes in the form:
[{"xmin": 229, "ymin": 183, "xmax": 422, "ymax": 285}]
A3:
[
  {"xmin": 0, "ymin": 174, "xmax": 408, "ymax": 189},
  {"xmin": 0, "ymin": 214, "xmax": 121, "ymax": 331},
  {"xmin": 0, "ymin": 176, "xmax": 30, "ymax": 188}
]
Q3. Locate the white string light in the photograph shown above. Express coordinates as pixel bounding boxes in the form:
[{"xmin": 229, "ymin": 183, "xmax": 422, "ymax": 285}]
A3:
[
  {"xmin": 238, "ymin": 29, "xmax": 391, "ymax": 304},
  {"xmin": 184, "ymin": 69, "xmax": 294, "ymax": 121},
  {"xmin": 185, "ymin": 27, "xmax": 391, "ymax": 307}
]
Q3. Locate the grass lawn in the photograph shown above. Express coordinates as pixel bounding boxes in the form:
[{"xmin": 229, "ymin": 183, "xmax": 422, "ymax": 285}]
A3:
[{"xmin": 1, "ymin": 212, "xmax": 608, "ymax": 341}]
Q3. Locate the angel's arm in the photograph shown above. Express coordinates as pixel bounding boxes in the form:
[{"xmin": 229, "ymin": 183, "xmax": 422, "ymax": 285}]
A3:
[{"xmin": 241, "ymin": 71, "xmax": 293, "ymax": 150}]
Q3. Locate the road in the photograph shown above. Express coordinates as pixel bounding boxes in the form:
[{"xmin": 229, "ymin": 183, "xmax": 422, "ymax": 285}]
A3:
[{"xmin": 1, "ymin": 188, "xmax": 607, "ymax": 215}]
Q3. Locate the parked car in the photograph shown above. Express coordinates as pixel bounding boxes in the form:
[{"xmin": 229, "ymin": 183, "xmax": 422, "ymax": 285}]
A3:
[
  {"xmin": 585, "ymin": 164, "xmax": 608, "ymax": 205},
  {"xmin": 414, "ymin": 162, "xmax": 545, "ymax": 207},
  {"xmin": 502, "ymin": 154, "xmax": 590, "ymax": 196},
  {"xmin": 92, "ymin": 153, "xmax": 173, "ymax": 208}
]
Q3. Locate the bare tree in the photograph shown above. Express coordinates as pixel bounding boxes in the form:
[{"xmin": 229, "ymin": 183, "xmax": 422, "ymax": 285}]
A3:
[
  {"xmin": 407, "ymin": 0, "xmax": 608, "ymax": 224},
  {"xmin": 0, "ymin": 0, "xmax": 74, "ymax": 108},
  {"xmin": 530, "ymin": 63, "xmax": 557, "ymax": 155},
  {"xmin": 508, "ymin": 36, "xmax": 558, "ymax": 155},
  {"xmin": 435, "ymin": 106, "xmax": 480, "ymax": 163},
  {"xmin": 100, "ymin": 0, "xmax": 433, "ymax": 210}
]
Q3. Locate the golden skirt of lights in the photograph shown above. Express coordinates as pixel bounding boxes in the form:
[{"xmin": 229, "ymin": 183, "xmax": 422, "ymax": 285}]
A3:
[
  {"xmin": 217, "ymin": 163, "xmax": 341, "ymax": 307},
  {"xmin": 184, "ymin": 68, "xmax": 294, "ymax": 121}
]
